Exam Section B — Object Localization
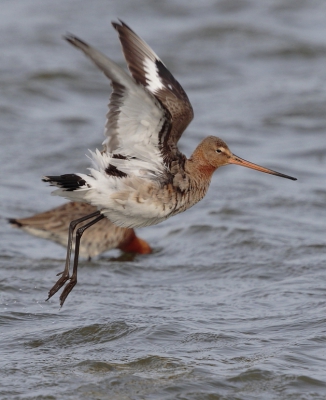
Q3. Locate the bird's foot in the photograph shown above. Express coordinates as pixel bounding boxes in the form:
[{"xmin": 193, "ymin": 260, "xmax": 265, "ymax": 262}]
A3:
[
  {"xmin": 46, "ymin": 272, "xmax": 70, "ymax": 301},
  {"xmin": 59, "ymin": 277, "xmax": 77, "ymax": 307}
]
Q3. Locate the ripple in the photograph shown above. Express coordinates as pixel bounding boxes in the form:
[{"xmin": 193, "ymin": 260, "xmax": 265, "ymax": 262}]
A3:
[
  {"xmin": 27, "ymin": 321, "xmax": 139, "ymax": 348},
  {"xmin": 56, "ymin": 116, "xmax": 91, "ymax": 126},
  {"xmin": 185, "ymin": 23, "xmax": 268, "ymax": 42},
  {"xmin": 229, "ymin": 368, "xmax": 274, "ymax": 382},
  {"xmin": 29, "ymin": 70, "xmax": 77, "ymax": 81},
  {"xmin": 186, "ymin": 225, "xmax": 223, "ymax": 235},
  {"xmin": 77, "ymin": 360, "xmax": 116, "ymax": 373},
  {"xmin": 265, "ymin": 103, "xmax": 326, "ymax": 132},
  {"xmin": 209, "ymin": 207, "xmax": 243, "ymax": 216},
  {"xmin": 253, "ymin": 43, "xmax": 326, "ymax": 59},
  {"xmin": 182, "ymin": 332, "xmax": 235, "ymax": 345}
]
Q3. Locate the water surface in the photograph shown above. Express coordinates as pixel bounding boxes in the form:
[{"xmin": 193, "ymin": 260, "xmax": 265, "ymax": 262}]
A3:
[{"xmin": 1, "ymin": 0, "xmax": 326, "ymax": 398}]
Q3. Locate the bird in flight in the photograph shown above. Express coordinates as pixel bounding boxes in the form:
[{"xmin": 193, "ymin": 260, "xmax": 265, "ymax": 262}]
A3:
[{"xmin": 43, "ymin": 21, "xmax": 296, "ymax": 306}]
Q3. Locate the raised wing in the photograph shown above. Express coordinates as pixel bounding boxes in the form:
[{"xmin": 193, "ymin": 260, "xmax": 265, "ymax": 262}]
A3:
[
  {"xmin": 65, "ymin": 34, "xmax": 167, "ymax": 176},
  {"xmin": 112, "ymin": 21, "xmax": 194, "ymax": 159}
]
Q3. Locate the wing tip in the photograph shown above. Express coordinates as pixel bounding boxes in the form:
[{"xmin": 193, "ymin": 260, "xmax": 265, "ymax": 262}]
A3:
[
  {"xmin": 111, "ymin": 21, "xmax": 120, "ymax": 31},
  {"xmin": 112, "ymin": 19, "xmax": 127, "ymax": 28},
  {"xmin": 63, "ymin": 33, "xmax": 89, "ymax": 49},
  {"xmin": 111, "ymin": 19, "xmax": 134, "ymax": 36}
]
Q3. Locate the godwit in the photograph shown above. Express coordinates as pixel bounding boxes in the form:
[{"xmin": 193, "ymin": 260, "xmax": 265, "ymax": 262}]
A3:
[
  {"xmin": 43, "ymin": 21, "xmax": 296, "ymax": 306},
  {"xmin": 9, "ymin": 202, "xmax": 151, "ymax": 259}
]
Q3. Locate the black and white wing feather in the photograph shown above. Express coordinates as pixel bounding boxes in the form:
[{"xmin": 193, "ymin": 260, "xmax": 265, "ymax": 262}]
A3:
[
  {"xmin": 64, "ymin": 21, "xmax": 194, "ymax": 181},
  {"xmin": 65, "ymin": 34, "xmax": 166, "ymax": 177},
  {"xmin": 112, "ymin": 21, "xmax": 194, "ymax": 166}
]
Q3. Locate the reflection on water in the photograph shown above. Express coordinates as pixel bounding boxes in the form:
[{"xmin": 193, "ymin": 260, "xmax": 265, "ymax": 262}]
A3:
[{"xmin": 1, "ymin": 0, "xmax": 326, "ymax": 398}]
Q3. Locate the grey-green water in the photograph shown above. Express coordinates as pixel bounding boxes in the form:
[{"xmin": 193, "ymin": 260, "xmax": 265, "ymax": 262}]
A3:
[{"xmin": 1, "ymin": 0, "xmax": 326, "ymax": 398}]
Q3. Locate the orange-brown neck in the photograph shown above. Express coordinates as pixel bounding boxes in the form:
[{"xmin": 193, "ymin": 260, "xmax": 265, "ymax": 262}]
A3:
[
  {"xmin": 119, "ymin": 231, "xmax": 152, "ymax": 254},
  {"xmin": 188, "ymin": 146, "xmax": 217, "ymax": 181}
]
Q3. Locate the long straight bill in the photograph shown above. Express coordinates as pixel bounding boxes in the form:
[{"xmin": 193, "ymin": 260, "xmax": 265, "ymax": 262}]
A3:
[{"xmin": 229, "ymin": 154, "xmax": 297, "ymax": 181}]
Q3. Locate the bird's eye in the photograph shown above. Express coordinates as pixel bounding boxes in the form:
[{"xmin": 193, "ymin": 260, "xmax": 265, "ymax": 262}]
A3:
[{"xmin": 216, "ymin": 149, "xmax": 222, "ymax": 153}]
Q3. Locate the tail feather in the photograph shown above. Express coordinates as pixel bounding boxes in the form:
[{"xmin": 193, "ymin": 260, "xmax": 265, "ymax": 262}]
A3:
[
  {"xmin": 42, "ymin": 174, "xmax": 86, "ymax": 191},
  {"xmin": 8, "ymin": 218, "xmax": 22, "ymax": 227}
]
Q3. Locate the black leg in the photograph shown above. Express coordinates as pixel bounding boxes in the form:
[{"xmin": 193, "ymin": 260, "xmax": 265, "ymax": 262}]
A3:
[
  {"xmin": 46, "ymin": 210, "xmax": 101, "ymax": 301},
  {"xmin": 59, "ymin": 214, "xmax": 105, "ymax": 307}
]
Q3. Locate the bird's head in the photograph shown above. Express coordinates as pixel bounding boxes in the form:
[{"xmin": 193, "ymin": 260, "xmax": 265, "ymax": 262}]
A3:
[{"xmin": 195, "ymin": 136, "xmax": 297, "ymax": 180}]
